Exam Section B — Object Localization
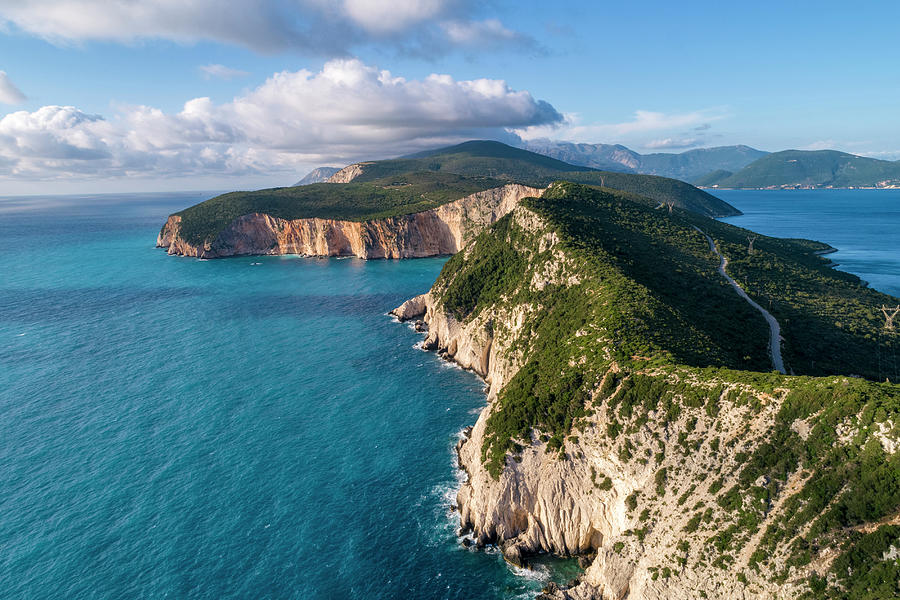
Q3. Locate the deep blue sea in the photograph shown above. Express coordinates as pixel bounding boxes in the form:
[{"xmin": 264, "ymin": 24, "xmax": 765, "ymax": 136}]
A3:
[
  {"xmin": 1, "ymin": 189, "xmax": 898, "ymax": 599},
  {"xmin": 715, "ymin": 189, "xmax": 900, "ymax": 297}
]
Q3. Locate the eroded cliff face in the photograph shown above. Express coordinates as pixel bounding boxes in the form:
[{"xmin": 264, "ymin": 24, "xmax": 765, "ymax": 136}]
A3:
[
  {"xmin": 326, "ymin": 162, "xmax": 369, "ymax": 183},
  {"xmin": 157, "ymin": 184, "xmax": 541, "ymax": 259},
  {"xmin": 390, "ymin": 206, "xmax": 885, "ymax": 600}
]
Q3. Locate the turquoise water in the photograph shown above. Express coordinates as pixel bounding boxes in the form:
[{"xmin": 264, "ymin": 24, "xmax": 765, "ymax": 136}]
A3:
[
  {"xmin": 3, "ymin": 189, "xmax": 898, "ymax": 600},
  {"xmin": 0, "ymin": 193, "xmax": 571, "ymax": 599},
  {"xmin": 714, "ymin": 189, "xmax": 900, "ymax": 297}
]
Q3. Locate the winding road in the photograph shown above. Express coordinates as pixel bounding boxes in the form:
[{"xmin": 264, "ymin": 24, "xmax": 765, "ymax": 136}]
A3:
[{"xmin": 694, "ymin": 227, "xmax": 786, "ymax": 374}]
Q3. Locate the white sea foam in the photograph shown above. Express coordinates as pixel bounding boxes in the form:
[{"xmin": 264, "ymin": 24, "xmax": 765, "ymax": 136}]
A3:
[
  {"xmin": 439, "ymin": 359, "xmax": 463, "ymax": 371},
  {"xmin": 507, "ymin": 562, "xmax": 550, "ymax": 581}
]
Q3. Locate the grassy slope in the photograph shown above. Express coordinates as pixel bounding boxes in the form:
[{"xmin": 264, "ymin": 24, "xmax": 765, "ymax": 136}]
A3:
[
  {"xmin": 430, "ymin": 182, "xmax": 900, "ymax": 597},
  {"xmin": 170, "ymin": 172, "xmax": 504, "ymax": 246},
  {"xmin": 719, "ymin": 150, "xmax": 900, "ymax": 188}
]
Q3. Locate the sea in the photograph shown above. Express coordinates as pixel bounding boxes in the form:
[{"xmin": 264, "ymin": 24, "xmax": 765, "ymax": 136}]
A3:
[{"xmin": 1, "ymin": 188, "xmax": 898, "ymax": 599}]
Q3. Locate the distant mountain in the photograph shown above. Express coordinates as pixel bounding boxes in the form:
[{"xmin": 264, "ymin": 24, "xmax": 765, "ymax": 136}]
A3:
[
  {"xmin": 712, "ymin": 150, "xmax": 900, "ymax": 189},
  {"xmin": 519, "ymin": 140, "xmax": 642, "ymax": 172},
  {"xmin": 294, "ymin": 167, "xmax": 340, "ymax": 186},
  {"xmin": 521, "ymin": 140, "xmax": 767, "ymax": 182},
  {"xmin": 640, "ymin": 145, "xmax": 768, "ymax": 181}
]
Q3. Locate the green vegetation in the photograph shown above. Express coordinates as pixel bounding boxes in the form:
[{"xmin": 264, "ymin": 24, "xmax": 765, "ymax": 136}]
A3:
[
  {"xmin": 429, "ymin": 181, "xmax": 900, "ymax": 594},
  {"xmin": 691, "ymin": 216, "xmax": 900, "ymax": 381},
  {"xmin": 170, "ymin": 171, "xmax": 503, "ymax": 246},
  {"xmin": 434, "ymin": 183, "xmax": 780, "ymax": 475},
  {"xmin": 692, "ymin": 169, "xmax": 733, "ymax": 187},
  {"xmin": 354, "ymin": 140, "xmax": 586, "ymax": 181},
  {"xmin": 165, "ymin": 140, "xmax": 742, "ymax": 248},
  {"xmin": 816, "ymin": 525, "xmax": 900, "ymax": 600},
  {"xmin": 535, "ymin": 171, "xmax": 741, "ymax": 217},
  {"xmin": 436, "ymin": 180, "xmax": 896, "ymax": 475},
  {"xmin": 715, "ymin": 149, "xmax": 900, "ymax": 188},
  {"xmin": 337, "ymin": 140, "xmax": 740, "ymax": 217}
]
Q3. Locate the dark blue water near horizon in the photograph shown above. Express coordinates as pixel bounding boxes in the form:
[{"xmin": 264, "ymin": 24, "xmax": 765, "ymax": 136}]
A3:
[
  {"xmin": 1, "ymin": 188, "xmax": 898, "ymax": 599},
  {"xmin": 714, "ymin": 189, "xmax": 900, "ymax": 297}
]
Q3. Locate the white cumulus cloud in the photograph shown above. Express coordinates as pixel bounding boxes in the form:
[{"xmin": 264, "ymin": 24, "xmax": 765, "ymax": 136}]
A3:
[
  {"xmin": 0, "ymin": 0, "xmax": 526, "ymax": 55},
  {"xmin": 645, "ymin": 137, "xmax": 701, "ymax": 150},
  {"xmin": 516, "ymin": 108, "xmax": 728, "ymax": 147},
  {"xmin": 0, "ymin": 59, "xmax": 562, "ymax": 183},
  {"xmin": 342, "ymin": 0, "xmax": 447, "ymax": 34},
  {"xmin": 0, "ymin": 71, "xmax": 26, "ymax": 104}
]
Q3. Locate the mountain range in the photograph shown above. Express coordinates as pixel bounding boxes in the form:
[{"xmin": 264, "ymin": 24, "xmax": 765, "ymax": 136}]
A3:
[
  {"xmin": 519, "ymin": 140, "xmax": 769, "ymax": 182},
  {"xmin": 700, "ymin": 149, "xmax": 900, "ymax": 189}
]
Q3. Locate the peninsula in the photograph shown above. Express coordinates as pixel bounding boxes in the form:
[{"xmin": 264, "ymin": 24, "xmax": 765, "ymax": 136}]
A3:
[
  {"xmin": 392, "ymin": 182, "xmax": 899, "ymax": 599},
  {"xmin": 157, "ymin": 142, "xmax": 739, "ymax": 259},
  {"xmin": 160, "ymin": 142, "xmax": 900, "ymax": 599}
]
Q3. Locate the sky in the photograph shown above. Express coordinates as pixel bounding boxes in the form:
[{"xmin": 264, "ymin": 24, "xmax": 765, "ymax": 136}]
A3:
[{"xmin": 0, "ymin": 0, "xmax": 899, "ymax": 194}]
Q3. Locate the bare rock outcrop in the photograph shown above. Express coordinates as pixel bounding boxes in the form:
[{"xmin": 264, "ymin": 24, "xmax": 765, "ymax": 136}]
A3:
[
  {"xmin": 326, "ymin": 162, "xmax": 369, "ymax": 183},
  {"xmin": 158, "ymin": 184, "xmax": 542, "ymax": 259}
]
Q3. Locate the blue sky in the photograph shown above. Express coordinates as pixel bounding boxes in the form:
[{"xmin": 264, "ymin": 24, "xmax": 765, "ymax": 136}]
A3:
[{"xmin": 0, "ymin": 0, "xmax": 898, "ymax": 193}]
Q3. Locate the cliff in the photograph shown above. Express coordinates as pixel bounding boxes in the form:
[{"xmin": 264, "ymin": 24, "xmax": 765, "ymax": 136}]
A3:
[
  {"xmin": 157, "ymin": 183, "xmax": 542, "ymax": 259},
  {"xmin": 393, "ymin": 184, "xmax": 900, "ymax": 599},
  {"xmin": 294, "ymin": 166, "xmax": 340, "ymax": 186}
]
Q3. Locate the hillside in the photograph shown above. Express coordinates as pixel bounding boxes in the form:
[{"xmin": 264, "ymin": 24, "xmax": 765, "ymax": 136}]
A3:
[
  {"xmin": 395, "ymin": 182, "xmax": 900, "ymax": 599},
  {"xmin": 714, "ymin": 150, "xmax": 900, "ymax": 189},
  {"xmin": 692, "ymin": 169, "xmax": 733, "ymax": 187},
  {"xmin": 521, "ymin": 140, "xmax": 767, "ymax": 181},
  {"xmin": 331, "ymin": 140, "xmax": 589, "ymax": 183},
  {"xmin": 327, "ymin": 140, "xmax": 741, "ymax": 217}
]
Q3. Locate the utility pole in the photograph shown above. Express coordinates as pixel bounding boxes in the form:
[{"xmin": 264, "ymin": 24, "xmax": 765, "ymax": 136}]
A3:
[
  {"xmin": 666, "ymin": 201, "xmax": 675, "ymax": 214},
  {"xmin": 882, "ymin": 305, "xmax": 900, "ymax": 331},
  {"xmin": 748, "ymin": 235, "xmax": 758, "ymax": 254}
]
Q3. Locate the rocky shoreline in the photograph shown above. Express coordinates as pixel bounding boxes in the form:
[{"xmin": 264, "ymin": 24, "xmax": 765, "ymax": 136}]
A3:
[{"xmin": 386, "ymin": 202, "xmax": 869, "ymax": 600}]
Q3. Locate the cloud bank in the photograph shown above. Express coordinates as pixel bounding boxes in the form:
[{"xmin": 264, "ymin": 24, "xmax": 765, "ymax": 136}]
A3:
[
  {"xmin": 0, "ymin": 59, "xmax": 562, "ymax": 182},
  {"xmin": 0, "ymin": 0, "xmax": 534, "ymax": 55}
]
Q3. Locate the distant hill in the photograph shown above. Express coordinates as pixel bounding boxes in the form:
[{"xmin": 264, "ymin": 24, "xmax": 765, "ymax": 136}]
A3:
[
  {"xmin": 521, "ymin": 140, "xmax": 767, "ymax": 181},
  {"xmin": 294, "ymin": 167, "xmax": 340, "ymax": 186},
  {"xmin": 328, "ymin": 140, "xmax": 740, "ymax": 217},
  {"xmin": 640, "ymin": 145, "xmax": 767, "ymax": 181},
  {"xmin": 331, "ymin": 140, "xmax": 588, "ymax": 183},
  {"xmin": 691, "ymin": 169, "xmax": 733, "ymax": 187},
  {"xmin": 712, "ymin": 149, "xmax": 900, "ymax": 189}
]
